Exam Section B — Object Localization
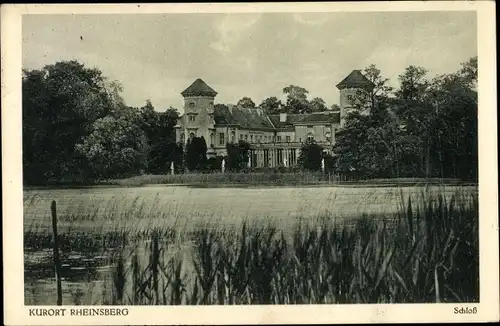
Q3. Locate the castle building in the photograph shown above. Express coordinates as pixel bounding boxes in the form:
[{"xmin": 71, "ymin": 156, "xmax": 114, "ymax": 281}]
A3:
[{"xmin": 175, "ymin": 70, "xmax": 374, "ymax": 168}]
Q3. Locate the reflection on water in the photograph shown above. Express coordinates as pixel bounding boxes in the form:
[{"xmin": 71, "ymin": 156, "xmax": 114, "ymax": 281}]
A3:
[
  {"xmin": 24, "ymin": 248, "xmax": 114, "ymax": 305},
  {"xmin": 25, "ymin": 241, "xmax": 196, "ymax": 305}
]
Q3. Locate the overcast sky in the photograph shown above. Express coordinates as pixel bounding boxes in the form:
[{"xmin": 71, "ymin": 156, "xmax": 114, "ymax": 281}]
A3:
[{"xmin": 23, "ymin": 11, "xmax": 477, "ymax": 112}]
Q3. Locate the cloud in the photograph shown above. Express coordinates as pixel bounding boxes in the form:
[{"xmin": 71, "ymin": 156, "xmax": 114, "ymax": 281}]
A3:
[
  {"xmin": 292, "ymin": 13, "xmax": 329, "ymax": 26},
  {"xmin": 23, "ymin": 12, "xmax": 477, "ymax": 110},
  {"xmin": 210, "ymin": 14, "xmax": 262, "ymax": 56}
]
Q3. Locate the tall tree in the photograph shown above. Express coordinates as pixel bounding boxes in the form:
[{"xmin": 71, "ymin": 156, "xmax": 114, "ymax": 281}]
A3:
[
  {"xmin": 298, "ymin": 140, "xmax": 323, "ymax": 171},
  {"xmin": 309, "ymin": 97, "xmax": 328, "ymax": 112},
  {"xmin": 330, "ymin": 104, "xmax": 341, "ymax": 112},
  {"xmin": 137, "ymin": 101, "xmax": 180, "ymax": 173},
  {"xmin": 394, "ymin": 65, "xmax": 432, "ymax": 177},
  {"xmin": 283, "ymin": 85, "xmax": 310, "ymax": 113},
  {"xmin": 75, "ymin": 107, "xmax": 149, "ymax": 178},
  {"xmin": 362, "ymin": 64, "xmax": 394, "ymax": 121},
  {"xmin": 425, "ymin": 61, "xmax": 478, "ymax": 180},
  {"xmin": 22, "ymin": 60, "xmax": 119, "ymax": 184},
  {"xmin": 395, "ymin": 65, "xmax": 429, "ymax": 103},
  {"xmin": 185, "ymin": 136, "xmax": 208, "ymax": 171},
  {"xmin": 258, "ymin": 96, "xmax": 282, "ymax": 114},
  {"xmin": 237, "ymin": 97, "xmax": 256, "ymax": 108},
  {"xmin": 458, "ymin": 56, "xmax": 478, "ymax": 89}
]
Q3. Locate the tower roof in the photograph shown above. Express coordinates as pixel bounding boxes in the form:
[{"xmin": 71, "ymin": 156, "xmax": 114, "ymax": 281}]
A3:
[
  {"xmin": 181, "ymin": 78, "xmax": 218, "ymax": 97},
  {"xmin": 336, "ymin": 70, "xmax": 375, "ymax": 90}
]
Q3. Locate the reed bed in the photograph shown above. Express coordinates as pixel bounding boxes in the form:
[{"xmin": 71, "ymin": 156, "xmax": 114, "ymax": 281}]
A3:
[
  {"xmin": 96, "ymin": 193, "xmax": 477, "ymax": 304},
  {"xmin": 24, "ymin": 187, "xmax": 478, "ymax": 305}
]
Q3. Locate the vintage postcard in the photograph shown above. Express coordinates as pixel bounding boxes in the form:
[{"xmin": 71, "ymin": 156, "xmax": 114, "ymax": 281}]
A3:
[{"xmin": 2, "ymin": 2, "xmax": 499, "ymax": 325}]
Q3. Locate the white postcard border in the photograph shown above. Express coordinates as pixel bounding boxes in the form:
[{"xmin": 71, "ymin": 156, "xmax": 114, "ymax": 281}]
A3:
[{"xmin": 2, "ymin": 2, "xmax": 498, "ymax": 325}]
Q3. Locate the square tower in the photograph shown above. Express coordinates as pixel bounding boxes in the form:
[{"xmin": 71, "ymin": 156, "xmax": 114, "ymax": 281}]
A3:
[
  {"xmin": 176, "ymin": 78, "xmax": 217, "ymax": 146},
  {"xmin": 336, "ymin": 70, "xmax": 375, "ymax": 127}
]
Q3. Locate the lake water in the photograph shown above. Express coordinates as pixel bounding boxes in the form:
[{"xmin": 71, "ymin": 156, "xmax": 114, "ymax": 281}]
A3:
[{"xmin": 23, "ymin": 184, "xmax": 477, "ymax": 304}]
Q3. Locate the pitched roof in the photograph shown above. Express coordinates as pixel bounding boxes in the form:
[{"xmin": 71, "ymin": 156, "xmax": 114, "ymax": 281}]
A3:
[
  {"xmin": 181, "ymin": 78, "xmax": 218, "ymax": 97},
  {"xmin": 267, "ymin": 114, "xmax": 303, "ymax": 129},
  {"xmin": 336, "ymin": 70, "xmax": 375, "ymax": 90},
  {"xmin": 268, "ymin": 112, "xmax": 340, "ymax": 129},
  {"xmin": 214, "ymin": 105, "xmax": 275, "ymax": 130}
]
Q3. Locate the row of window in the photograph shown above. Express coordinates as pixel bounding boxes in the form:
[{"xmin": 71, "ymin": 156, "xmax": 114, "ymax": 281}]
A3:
[
  {"xmin": 237, "ymin": 134, "xmax": 292, "ymax": 143},
  {"xmin": 223, "ymin": 133, "xmax": 332, "ymax": 145},
  {"xmin": 187, "ymin": 101, "xmax": 214, "ymax": 108},
  {"xmin": 182, "ymin": 132, "xmax": 332, "ymax": 145},
  {"xmin": 187, "ymin": 114, "xmax": 214, "ymax": 123}
]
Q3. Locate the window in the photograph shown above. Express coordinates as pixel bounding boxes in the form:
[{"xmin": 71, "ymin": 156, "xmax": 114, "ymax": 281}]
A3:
[
  {"xmin": 347, "ymin": 95, "xmax": 353, "ymax": 101},
  {"xmin": 231, "ymin": 131, "xmax": 236, "ymax": 143},
  {"xmin": 210, "ymin": 133, "xmax": 215, "ymax": 146},
  {"xmin": 307, "ymin": 132, "xmax": 314, "ymax": 142},
  {"xmin": 188, "ymin": 102, "xmax": 195, "ymax": 108},
  {"xmin": 277, "ymin": 136, "xmax": 282, "ymax": 142},
  {"xmin": 188, "ymin": 115, "xmax": 195, "ymax": 122},
  {"xmin": 250, "ymin": 135, "xmax": 253, "ymax": 142},
  {"xmin": 219, "ymin": 133, "xmax": 225, "ymax": 145},
  {"xmin": 245, "ymin": 135, "xmax": 248, "ymax": 141},
  {"xmin": 286, "ymin": 136, "xmax": 291, "ymax": 142},
  {"xmin": 240, "ymin": 134, "xmax": 244, "ymax": 140}
]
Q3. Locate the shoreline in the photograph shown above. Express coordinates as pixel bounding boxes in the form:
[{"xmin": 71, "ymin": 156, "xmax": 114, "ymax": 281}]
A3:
[{"xmin": 23, "ymin": 180, "xmax": 478, "ymax": 191}]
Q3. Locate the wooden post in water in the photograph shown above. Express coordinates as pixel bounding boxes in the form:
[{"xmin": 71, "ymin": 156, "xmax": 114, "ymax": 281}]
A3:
[{"xmin": 51, "ymin": 200, "xmax": 63, "ymax": 305}]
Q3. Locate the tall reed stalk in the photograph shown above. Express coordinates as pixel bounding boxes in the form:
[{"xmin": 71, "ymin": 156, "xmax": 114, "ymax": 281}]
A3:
[{"xmin": 99, "ymin": 192, "xmax": 478, "ymax": 305}]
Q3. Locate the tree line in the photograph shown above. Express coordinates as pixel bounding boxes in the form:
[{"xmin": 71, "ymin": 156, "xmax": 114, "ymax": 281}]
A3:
[
  {"xmin": 22, "ymin": 58, "xmax": 477, "ymax": 184},
  {"xmin": 333, "ymin": 58, "xmax": 478, "ymax": 180},
  {"xmin": 236, "ymin": 86, "xmax": 338, "ymax": 113},
  {"xmin": 22, "ymin": 60, "xmax": 182, "ymax": 184}
]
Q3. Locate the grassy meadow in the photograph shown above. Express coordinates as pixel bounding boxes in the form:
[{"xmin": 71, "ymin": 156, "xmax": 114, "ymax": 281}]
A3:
[
  {"xmin": 100, "ymin": 173, "xmax": 471, "ymax": 187},
  {"xmin": 23, "ymin": 183, "xmax": 478, "ymax": 305}
]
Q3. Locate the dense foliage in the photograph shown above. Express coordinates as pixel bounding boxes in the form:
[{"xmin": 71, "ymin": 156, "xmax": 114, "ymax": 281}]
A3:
[
  {"xmin": 22, "ymin": 57, "xmax": 478, "ymax": 184},
  {"xmin": 22, "ymin": 60, "xmax": 181, "ymax": 184},
  {"xmin": 298, "ymin": 140, "xmax": 323, "ymax": 171},
  {"xmin": 333, "ymin": 57, "xmax": 478, "ymax": 181},
  {"xmin": 185, "ymin": 137, "xmax": 208, "ymax": 172},
  {"xmin": 226, "ymin": 141, "xmax": 251, "ymax": 172}
]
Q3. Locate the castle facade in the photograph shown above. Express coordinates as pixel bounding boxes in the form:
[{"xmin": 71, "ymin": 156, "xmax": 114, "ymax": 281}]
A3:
[{"xmin": 175, "ymin": 70, "xmax": 374, "ymax": 168}]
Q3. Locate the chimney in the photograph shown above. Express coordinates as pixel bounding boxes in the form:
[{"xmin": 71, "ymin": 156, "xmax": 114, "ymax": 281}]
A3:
[{"xmin": 280, "ymin": 112, "xmax": 287, "ymax": 122}]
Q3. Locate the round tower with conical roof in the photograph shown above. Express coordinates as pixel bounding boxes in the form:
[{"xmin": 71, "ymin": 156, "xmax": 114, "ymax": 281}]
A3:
[{"xmin": 336, "ymin": 70, "xmax": 375, "ymax": 127}]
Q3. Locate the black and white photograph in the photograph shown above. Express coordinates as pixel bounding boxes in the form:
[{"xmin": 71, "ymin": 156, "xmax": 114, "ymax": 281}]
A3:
[{"xmin": 2, "ymin": 2, "xmax": 498, "ymax": 325}]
